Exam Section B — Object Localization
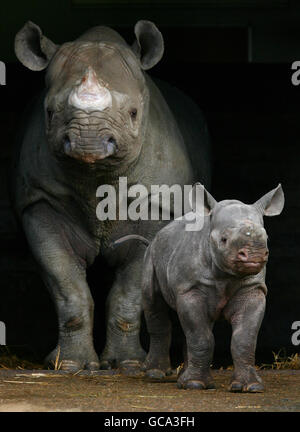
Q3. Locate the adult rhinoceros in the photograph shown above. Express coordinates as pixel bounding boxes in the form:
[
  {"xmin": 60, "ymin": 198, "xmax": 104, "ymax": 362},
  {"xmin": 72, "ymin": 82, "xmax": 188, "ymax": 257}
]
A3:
[{"xmin": 13, "ymin": 20, "xmax": 211, "ymax": 371}]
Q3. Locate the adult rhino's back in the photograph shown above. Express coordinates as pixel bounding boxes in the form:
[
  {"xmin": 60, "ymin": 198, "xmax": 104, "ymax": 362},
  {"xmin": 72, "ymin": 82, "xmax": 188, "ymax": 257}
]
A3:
[{"xmin": 154, "ymin": 78, "xmax": 211, "ymax": 189}]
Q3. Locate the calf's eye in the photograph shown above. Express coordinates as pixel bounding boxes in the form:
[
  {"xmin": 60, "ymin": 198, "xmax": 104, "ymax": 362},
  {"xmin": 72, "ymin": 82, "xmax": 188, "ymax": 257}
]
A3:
[{"xmin": 221, "ymin": 237, "xmax": 227, "ymax": 244}]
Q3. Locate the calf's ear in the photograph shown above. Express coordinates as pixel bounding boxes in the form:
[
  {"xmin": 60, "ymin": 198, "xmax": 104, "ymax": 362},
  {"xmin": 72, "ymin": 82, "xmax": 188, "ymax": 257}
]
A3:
[
  {"xmin": 254, "ymin": 184, "xmax": 285, "ymax": 216},
  {"xmin": 132, "ymin": 20, "xmax": 164, "ymax": 70},
  {"xmin": 189, "ymin": 183, "xmax": 217, "ymax": 215},
  {"xmin": 15, "ymin": 21, "xmax": 58, "ymax": 71}
]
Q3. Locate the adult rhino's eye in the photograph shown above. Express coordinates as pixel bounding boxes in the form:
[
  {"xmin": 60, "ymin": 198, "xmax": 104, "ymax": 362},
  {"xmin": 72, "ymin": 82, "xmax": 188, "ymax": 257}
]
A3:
[
  {"xmin": 221, "ymin": 236, "xmax": 227, "ymax": 245},
  {"xmin": 129, "ymin": 108, "xmax": 137, "ymax": 120}
]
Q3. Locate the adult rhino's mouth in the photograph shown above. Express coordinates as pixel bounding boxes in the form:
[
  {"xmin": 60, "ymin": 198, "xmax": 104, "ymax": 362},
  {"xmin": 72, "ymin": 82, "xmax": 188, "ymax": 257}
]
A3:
[{"xmin": 63, "ymin": 133, "xmax": 118, "ymax": 163}]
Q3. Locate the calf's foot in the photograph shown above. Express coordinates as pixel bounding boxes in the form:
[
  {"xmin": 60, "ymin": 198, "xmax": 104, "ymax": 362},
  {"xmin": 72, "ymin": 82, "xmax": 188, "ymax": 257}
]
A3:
[
  {"xmin": 177, "ymin": 367, "xmax": 215, "ymax": 390},
  {"xmin": 141, "ymin": 352, "xmax": 172, "ymax": 379},
  {"xmin": 229, "ymin": 366, "xmax": 264, "ymax": 393}
]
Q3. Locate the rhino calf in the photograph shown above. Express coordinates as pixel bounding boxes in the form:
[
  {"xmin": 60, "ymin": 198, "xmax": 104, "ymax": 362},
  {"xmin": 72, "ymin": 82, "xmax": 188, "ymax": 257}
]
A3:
[{"xmin": 137, "ymin": 183, "xmax": 284, "ymax": 392}]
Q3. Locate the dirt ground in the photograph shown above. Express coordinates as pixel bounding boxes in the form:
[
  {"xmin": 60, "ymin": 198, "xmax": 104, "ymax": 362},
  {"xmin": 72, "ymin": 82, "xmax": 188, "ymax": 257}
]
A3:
[{"xmin": 0, "ymin": 369, "xmax": 299, "ymax": 412}]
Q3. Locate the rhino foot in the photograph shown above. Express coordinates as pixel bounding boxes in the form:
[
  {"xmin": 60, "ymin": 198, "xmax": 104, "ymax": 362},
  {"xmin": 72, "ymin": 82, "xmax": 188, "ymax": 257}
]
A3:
[
  {"xmin": 45, "ymin": 343, "xmax": 100, "ymax": 372},
  {"xmin": 229, "ymin": 380, "xmax": 264, "ymax": 393},
  {"xmin": 141, "ymin": 354, "xmax": 172, "ymax": 380},
  {"xmin": 229, "ymin": 367, "xmax": 264, "ymax": 393},
  {"xmin": 99, "ymin": 360, "xmax": 113, "ymax": 370},
  {"xmin": 99, "ymin": 358, "xmax": 144, "ymax": 376},
  {"xmin": 177, "ymin": 368, "xmax": 215, "ymax": 390},
  {"xmin": 100, "ymin": 342, "xmax": 146, "ymax": 372},
  {"xmin": 144, "ymin": 368, "xmax": 173, "ymax": 380},
  {"xmin": 119, "ymin": 360, "xmax": 144, "ymax": 376}
]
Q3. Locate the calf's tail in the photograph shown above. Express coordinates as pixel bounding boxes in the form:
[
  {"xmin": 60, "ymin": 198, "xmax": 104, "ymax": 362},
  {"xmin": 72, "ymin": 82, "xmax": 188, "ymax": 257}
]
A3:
[{"xmin": 110, "ymin": 234, "xmax": 150, "ymax": 249}]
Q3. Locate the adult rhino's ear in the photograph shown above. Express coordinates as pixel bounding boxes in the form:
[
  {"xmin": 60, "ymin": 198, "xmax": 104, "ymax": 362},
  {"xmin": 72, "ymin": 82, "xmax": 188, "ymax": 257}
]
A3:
[
  {"xmin": 254, "ymin": 184, "xmax": 285, "ymax": 216},
  {"xmin": 132, "ymin": 20, "xmax": 164, "ymax": 70},
  {"xmin": 15, "ymin": 21, "xmax": 58, "ymax": 71},
  {"xmin": 189, "ymin": 183, "xmax": 217, "ymax": 215}
]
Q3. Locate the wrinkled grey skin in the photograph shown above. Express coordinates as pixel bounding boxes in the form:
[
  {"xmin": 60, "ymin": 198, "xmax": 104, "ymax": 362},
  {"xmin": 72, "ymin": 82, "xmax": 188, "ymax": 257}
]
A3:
[
  {"xmin": 139, "ymin": 184, "xmax": 284, "ymax": 392},
  {"xmin": 12, "ymin": 21, "xmax": 210, "ymax": 371}
]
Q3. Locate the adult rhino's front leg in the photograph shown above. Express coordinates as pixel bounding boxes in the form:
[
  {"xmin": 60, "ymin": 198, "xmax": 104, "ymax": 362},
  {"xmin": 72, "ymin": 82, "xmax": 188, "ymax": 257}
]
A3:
[
  {"xmin": 23, "ymin": 202, "xmax": 99, "ymax": 372},
  {"xmin": 100, "ymin": 249, "xmax": 146, "ymax": 371}
]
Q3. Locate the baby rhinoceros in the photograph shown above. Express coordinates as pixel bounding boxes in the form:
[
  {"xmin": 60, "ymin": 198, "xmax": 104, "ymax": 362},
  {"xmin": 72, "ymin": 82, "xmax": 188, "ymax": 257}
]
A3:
[{"xmin": 115, "ymin": 183, "xmax": 284, "ymax": 392}]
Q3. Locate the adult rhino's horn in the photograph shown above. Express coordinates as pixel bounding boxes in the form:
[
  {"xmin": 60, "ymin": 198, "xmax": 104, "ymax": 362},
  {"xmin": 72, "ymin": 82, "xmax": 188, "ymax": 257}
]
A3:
[{"xmin": 68, "ymin": 66, "xmax": 112, "ymax": 112}]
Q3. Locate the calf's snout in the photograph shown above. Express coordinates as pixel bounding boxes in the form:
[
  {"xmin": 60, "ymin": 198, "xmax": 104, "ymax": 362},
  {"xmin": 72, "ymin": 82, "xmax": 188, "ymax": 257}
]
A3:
[
  {"xmin": 236, "ymin": 248, "xmax": 248, "ymax": 262},
  {"xmin": 236, "ymin": 247, "xmax": 269, "ymax": 262}
]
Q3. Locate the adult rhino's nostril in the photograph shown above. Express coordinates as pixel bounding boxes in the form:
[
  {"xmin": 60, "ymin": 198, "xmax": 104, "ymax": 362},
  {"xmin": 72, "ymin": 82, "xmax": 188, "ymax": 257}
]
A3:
[
  {"xmin": 107, "ymin": 135, "xmax": 117, "ymax": 147},
  {"xmin": 63, "ymin": 135, "xmax": 73, "ymax": 154},
  {"xmin": 237, "ymin": 248, "xmax": 248, "ymax": 262},
  {"xmin": 101, "ymin": 134, "xmax": 118, "ymax": 155}
]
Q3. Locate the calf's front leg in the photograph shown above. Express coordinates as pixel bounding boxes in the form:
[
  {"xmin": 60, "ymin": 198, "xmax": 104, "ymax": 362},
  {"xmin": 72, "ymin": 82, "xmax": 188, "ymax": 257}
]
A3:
[{"xmin": 225, "ymin": 288, "xmax": 266, "ymax": 393}]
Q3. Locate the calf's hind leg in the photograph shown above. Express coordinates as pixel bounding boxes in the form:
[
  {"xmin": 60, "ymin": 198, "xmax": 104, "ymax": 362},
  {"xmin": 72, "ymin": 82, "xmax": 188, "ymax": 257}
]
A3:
[
  {"xmin": 176, "ymin": 288, "xmax": 215, "ymax": 390},
  {"xmin": 142, "ymin": 251, "xmax": 172, "ymax": 379}
]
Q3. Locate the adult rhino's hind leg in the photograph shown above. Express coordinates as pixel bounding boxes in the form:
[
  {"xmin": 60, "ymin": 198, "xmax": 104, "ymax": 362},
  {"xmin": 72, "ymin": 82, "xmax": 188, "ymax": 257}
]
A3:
[
  {"xmin": 22, "ymin": 202, "xmax": 100, "ymax": 372},
  {"xmin": 100, "ymin": 250, "xmax": 147, "ymax": 372}
]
